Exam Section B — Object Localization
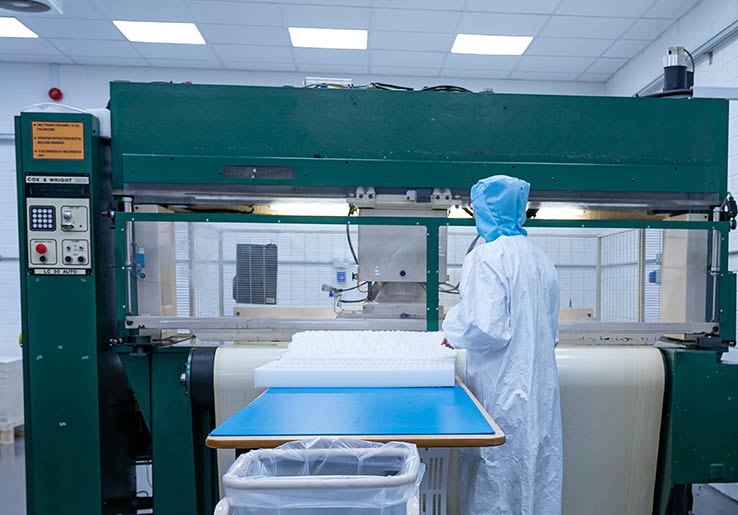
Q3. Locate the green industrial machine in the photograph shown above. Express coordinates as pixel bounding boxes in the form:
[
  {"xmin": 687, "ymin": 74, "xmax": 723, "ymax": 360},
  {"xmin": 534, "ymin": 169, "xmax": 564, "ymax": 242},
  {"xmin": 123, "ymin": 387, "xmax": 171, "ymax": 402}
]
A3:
[{"xmin": 15, "ymin": 82, "xmax": 738, "ymax": 515}]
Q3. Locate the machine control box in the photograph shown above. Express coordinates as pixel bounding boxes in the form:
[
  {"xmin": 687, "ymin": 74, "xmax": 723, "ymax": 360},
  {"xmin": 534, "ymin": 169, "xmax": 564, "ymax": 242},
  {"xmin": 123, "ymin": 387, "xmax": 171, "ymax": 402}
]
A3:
[{"xmin": 24, "ymin": 174, "xmax": 92, "ymax": 275}]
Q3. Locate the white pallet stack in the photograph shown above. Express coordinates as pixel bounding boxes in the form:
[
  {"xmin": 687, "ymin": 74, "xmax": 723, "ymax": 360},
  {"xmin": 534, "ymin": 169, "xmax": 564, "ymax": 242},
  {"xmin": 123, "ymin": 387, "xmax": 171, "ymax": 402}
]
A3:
[{"xmin": 0, "ymin": 356, "xmax": 23, "ymax": 444}]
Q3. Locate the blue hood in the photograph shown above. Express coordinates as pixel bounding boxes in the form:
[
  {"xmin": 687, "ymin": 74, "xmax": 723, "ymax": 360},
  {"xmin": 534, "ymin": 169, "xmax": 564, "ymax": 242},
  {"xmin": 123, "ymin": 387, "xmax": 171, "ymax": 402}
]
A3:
[{"xmin": 471, "ymin": 175, "xmax": 530, "ymax": 242}]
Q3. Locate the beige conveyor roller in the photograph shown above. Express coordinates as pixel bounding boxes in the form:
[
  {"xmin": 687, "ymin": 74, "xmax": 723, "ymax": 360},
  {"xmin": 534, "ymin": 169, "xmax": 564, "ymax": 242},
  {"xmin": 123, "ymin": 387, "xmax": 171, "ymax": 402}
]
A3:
[{"xmin": 213, "ymin": 344, "xmax": 665, "ymax": 515}]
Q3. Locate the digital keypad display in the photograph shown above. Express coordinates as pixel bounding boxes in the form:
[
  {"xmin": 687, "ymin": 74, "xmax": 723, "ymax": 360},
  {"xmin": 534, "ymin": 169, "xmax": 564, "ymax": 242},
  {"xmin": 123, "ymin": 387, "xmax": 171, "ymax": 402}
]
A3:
[{"xmin": 29, "ymin": 206, "xmax": 56, "ymax": 231}]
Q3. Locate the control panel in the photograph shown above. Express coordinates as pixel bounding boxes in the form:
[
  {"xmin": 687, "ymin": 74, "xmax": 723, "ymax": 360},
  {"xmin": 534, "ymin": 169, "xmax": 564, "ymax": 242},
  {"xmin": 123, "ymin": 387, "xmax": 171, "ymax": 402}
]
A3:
[{"xmin": 24, "ymin": 175, "xmax": 92, "ymax": 275}]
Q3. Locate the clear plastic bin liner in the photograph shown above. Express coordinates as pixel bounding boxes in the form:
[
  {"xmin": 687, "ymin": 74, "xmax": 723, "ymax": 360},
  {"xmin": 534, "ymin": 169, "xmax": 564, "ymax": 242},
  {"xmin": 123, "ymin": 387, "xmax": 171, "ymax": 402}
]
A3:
[{"xmin": 223, "ymin": 438, "xmax": 425, "ymax": 514}]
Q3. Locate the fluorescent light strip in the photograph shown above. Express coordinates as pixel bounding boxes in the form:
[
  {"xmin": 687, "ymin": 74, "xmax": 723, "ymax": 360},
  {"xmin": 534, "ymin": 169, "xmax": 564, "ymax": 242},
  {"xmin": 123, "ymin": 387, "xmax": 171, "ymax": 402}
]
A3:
[
  {"xmin": 288, "ymin": 27, "xmax": 367, "ymax": 50},
  {"xmin": 452, "ymin": 34, "xmax": 532, "ymax": 56},
  {"xmin": 113, "ymin": 20, "xmax": 205, "ymax": 45},
  {"xmin": 0, "ymin": 17, "xmax": 38, "ymax": 38}
]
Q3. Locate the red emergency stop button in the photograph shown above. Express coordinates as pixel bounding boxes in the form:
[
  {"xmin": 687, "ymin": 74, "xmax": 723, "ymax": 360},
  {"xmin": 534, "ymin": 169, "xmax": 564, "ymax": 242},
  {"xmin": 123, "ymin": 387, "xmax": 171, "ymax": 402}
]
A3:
[{"xmin": 35, "ymin": 243, "xmax": 47, "ymax": 254}]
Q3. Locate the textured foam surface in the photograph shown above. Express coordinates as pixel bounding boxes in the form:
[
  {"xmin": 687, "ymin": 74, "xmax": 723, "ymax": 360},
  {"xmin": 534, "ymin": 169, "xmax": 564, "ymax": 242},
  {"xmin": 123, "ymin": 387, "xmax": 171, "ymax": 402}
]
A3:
[{"xmin": 254, "ymin": 331, "xmax": 455, "ymax": 387}]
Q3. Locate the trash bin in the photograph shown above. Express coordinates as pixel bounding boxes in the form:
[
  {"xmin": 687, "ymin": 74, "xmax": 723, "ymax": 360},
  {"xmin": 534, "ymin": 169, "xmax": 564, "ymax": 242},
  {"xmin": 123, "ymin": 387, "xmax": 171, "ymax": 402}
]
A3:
[{"xmin": 217, "ymin": 438, "xmax": 425, "ymax": 515}]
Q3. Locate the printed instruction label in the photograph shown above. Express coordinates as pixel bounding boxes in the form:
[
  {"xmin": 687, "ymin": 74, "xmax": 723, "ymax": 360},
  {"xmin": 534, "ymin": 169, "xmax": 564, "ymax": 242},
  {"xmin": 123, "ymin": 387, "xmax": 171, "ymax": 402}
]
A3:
[{"xmin": 32, "ymin": 121, "xmax": 85, "ymax": 160}]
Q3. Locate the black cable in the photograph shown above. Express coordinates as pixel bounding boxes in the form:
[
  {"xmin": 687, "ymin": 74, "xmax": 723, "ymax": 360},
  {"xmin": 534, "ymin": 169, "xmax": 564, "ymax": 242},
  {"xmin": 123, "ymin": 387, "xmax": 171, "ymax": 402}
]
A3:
[
  {"xmin": 333, "ymin": 282, "xmax": 369, "ymax": 293},
  {"xmin": 445, "ymin": 235, "xmax": 481, "ymax": 292},
  {"xmin": 684, "ymin": 48, "xmax": 695, "ymax": 71},
  {"xmin": 463, "ymin": 207, "xmax": 475, "ymax": 218},
  {"xmin": 151, "ymin": 334, "xmax": 195, "ymax": 345},
  {"xmin": 338, "ymin": 297, "xmax": 368, "ymax": 303},
  {"xmin": 638, "ymin": 88, "xmax": 692, "ymax": 98},
  {"xmin": 422, "ymin": 85, "xmax": 472, "ymax": 93},
  {"xmin": 370, "ymin": 82, "xmax": 414, "ymax": 91},
  {"xmin": 466, "ymin": 234, "xmax": 481, "ymax": 254},
  {"xmin": 346, "ymin": 223, "xmax": 358, "ymax": 265}
]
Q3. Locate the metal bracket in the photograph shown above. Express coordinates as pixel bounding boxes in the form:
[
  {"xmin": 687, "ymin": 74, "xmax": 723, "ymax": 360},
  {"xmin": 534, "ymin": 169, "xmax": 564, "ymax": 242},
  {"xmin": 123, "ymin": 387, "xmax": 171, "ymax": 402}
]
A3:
[
  {"xmin": 431, "ymin": 188, "xmax": 454, "ymax": 209},
  {"xmin": 352, "ymin": 187, "xmax": 376, "ymax": 208}
]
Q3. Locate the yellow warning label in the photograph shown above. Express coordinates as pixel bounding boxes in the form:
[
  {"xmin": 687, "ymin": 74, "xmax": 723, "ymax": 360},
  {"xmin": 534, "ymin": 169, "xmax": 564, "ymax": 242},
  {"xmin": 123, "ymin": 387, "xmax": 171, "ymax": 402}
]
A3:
[{"xmin": 32, "ymin": 121, "xmax": 85, "ymax": 160}]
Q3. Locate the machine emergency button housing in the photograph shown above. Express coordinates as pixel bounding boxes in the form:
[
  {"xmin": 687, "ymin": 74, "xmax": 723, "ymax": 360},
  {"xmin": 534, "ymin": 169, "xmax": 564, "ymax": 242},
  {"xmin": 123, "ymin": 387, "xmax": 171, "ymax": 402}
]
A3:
[{"xmin": 29, "ymin": 239, "xmax": 57, "ymax": 265}]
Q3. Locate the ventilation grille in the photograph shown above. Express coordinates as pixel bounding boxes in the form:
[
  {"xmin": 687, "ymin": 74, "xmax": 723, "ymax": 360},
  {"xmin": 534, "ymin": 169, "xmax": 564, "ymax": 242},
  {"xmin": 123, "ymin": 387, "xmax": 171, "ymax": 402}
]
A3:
[
  {"xmin": 232, "ymin": 243, "xmax": 278, "ymax": 304},
  {"xmin": 419, "ymin": 447, "xmax": 448, "ymax": 515}
]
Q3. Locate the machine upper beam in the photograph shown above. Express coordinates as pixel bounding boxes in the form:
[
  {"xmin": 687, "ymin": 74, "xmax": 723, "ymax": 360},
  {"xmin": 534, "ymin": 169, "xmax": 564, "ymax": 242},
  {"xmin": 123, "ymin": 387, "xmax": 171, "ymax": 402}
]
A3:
[{"xmin": 110, "ymin": 82, "xmax": 728, "ymax": 207}]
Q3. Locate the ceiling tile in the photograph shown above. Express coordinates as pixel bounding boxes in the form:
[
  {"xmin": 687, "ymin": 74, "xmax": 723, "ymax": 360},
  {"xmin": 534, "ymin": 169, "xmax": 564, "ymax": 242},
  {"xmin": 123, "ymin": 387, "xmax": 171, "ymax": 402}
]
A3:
[
  {"xmin": 622, "ymin": 18, "xmax": 672, "ymax": 39},
  {"xmin": 370, "ymin": 50, "xmax": 444, "ymax": 68},
  {"xmin": 370, "ymin": 31, "xmax": 453, "ymax": 52},
  {"xmin": 465, "ymin": 0, "xmax": 560, "ymax": 14},
  {"xmin": 146, "ymin": 58, "xmax": 222, "ymax": 68},
  {"xmin": 556, "ymin": 0, "xmax": 649, "ymax": 17},
  {"xmin": 543, "ymin": 16, "xmax": 633, "ymax": 39},
  {"xmin": 526, "ymin": 37, "xmax": 612, "ymax": 57},
  {"xmin": 510, "ymin": 70, "xmax": 581, "ymax": 81},
  {"xmin": 444, "ymin": 53, "xmax": 521, "ymax": 71},
  {"xmin": 587, "ymin": 57, "xmax": 627, "ymax": 74},
  {"xmin": 373, "ymin": 0, "xmax": 465, "ymax": 10},
  {"xmin": 213, "ymin": 44, "xmax": 293, "ymax": 63},
  {"xmin": 296, "ymin": 63, "xmax": 369, "ymax": 74},
  {"xmin": 0, "ymin": 38, "xmax": 65, "ymax": 56},
  {"xmin": 603, "ymin": 39, "xmax": 649, "ymax": 58},
  {"xmin": 21, "ymin": 18, "xmax": 124, "ymax": 40},
  {"xmin": 294, "ymin": 48, "xmax": 368, "ymax": 66},
  {"xmin": 645, "ymin": 0, "xmax": 700, "ymax": 19},
  {"xmin": 370, "ymin": 65, "xmax": 442, "ymax": 76},
  {"xmin": 189, "ymin": 1, "xmax": 282, "ymax": 25},
  {"xmin": 223, "ymin": 61, "xmax": 297, "ymax": 71},
  {"xmin": 70, "ymin": 55, "xmax": 149, "ymax": 66},
  {"xmin": 47, "ymin": 38, "xmax": 140, "ymax": 58},
  {"xmin": 517, "ymin": 55, "xmax": 595, "ymax": 72},
  {"xmin": 372, "ymin": 9, "xmax": 459, "ymax": 33},
  {"xmin": 132, "ymin": 43, "xmax": 218, "ymax": 60},
  {"xmin": 198, "ymin": 24, "xmax": 290, "ymax": 46},
  {"xmin": 281, "ymin": 5, "xmax": 370, "ymax": 29},
  {"xmin": 578, "ymin": 71, "xmax": 612, "ymax": 82},
  {"xmin": 95, "ymin": 0, "xmax": 193, "ymax": 22},
  {"xmin": 0, "ymin": 53, "xmax": 73, "ymax": 64},
  {"xmin": 19, "ymin": 1, "xmax": 106, "ymax": 19},
  {"xmin": 441, "ymin": 68, "xmax": 511, "ymax": 79},
  {"xmin": 457, "ymin": 12, "xmax": 548, "ymax": 35},
  {"xmin": 258, "ymin": 0, "xmax": 370, "ymax": 5}
]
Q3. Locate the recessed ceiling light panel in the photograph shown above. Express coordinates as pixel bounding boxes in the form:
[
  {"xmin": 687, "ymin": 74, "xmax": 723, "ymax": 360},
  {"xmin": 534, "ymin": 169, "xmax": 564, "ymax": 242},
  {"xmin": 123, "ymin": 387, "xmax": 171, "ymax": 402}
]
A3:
[
  {"xmin": 0, "ymin": 0, "xmax": 50, "ymax": 13},
  {"xmin": 452, "ymin": 34, "xmax": 533, "ymax": 56},
  {"xmin": 0, "ymin": 16, "xmax": 38, "ymax": 38},
  {"xmin": 113, "ymin": 20, "xmax": 206, "ymax": 45},
  {"xmin": 288, "ymin": 27, "xmax": 367, "ymax": 50}
]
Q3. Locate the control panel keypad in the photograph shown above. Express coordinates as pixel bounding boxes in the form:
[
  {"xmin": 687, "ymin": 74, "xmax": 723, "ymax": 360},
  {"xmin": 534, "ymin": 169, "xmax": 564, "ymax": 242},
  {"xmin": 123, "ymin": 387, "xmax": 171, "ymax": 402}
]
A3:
[{"xmin": 29, "ymin": 206, "xmax": 56, "ymax": 231}]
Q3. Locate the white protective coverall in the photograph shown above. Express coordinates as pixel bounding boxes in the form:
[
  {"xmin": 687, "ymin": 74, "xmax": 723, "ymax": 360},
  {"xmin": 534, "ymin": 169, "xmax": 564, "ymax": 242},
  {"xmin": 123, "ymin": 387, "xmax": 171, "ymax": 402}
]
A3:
[{"xmin": 443, "ymin": 175, "xmax": 562, "ymax": 515}]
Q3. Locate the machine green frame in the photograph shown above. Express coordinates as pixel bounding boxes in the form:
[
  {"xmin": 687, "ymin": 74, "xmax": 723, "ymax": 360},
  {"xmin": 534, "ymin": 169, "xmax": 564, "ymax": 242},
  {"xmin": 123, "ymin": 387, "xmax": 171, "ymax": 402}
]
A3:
[{"xmin": 15, "ymin": 82, "xmax": 738, "ymax": 515}]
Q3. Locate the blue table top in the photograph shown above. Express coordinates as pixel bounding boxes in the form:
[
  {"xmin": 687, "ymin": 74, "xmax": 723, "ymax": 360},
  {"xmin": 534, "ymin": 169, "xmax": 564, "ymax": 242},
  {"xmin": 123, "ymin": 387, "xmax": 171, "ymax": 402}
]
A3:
[{"xmin": 207, "ymin": 382, "xmax": 503, "ymax": 449}]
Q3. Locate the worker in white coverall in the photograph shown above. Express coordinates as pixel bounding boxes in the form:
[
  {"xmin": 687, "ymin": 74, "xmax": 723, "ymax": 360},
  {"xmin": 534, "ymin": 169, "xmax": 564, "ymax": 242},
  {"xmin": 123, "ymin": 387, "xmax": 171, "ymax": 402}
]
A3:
[{"xmin": 443, "ymin": 175, "xmax": 562, "ymax": 515}]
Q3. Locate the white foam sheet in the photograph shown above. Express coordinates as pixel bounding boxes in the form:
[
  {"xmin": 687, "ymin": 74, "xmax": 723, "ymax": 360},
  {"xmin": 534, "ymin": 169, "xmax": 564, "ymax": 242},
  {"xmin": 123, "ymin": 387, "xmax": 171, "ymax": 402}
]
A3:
[
  {"xmin": 214, "ymin": 344, "xmax": 287, "ymax": 495},
  {"xmin": 253, "ymin": 331, "xmax": 456, "ymax": 388},
  {"xmin": 557, "ymin": 345, "xmax": 665, "ymax": 515}
]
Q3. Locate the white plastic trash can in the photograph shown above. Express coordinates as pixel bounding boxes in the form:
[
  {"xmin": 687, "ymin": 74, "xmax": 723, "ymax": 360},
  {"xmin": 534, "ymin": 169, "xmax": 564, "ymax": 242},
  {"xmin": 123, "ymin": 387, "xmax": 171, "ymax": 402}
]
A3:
[{"xmin": 217, "ymin": 438, "xmax": 425, "ymax": 515}]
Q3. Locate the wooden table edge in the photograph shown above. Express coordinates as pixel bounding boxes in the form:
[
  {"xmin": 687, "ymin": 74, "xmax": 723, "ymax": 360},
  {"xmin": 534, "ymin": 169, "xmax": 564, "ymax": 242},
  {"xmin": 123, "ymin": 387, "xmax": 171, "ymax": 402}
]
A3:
[{"xmin": 206, "ymin": 433, "xmax": 505, "ymax": 449}]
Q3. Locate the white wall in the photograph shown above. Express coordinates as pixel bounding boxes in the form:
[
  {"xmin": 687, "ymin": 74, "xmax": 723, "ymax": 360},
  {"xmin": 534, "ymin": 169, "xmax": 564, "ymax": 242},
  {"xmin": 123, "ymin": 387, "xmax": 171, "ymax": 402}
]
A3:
[
  {"xmin": 0, "ymin": 141, "xmax": 20, "ymax": 360},
  {"xmin": 606, "ymin": 0, "xmax": 738, "ymax": 96}
]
